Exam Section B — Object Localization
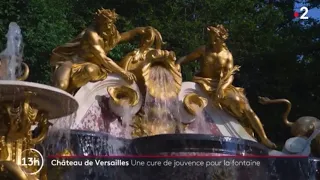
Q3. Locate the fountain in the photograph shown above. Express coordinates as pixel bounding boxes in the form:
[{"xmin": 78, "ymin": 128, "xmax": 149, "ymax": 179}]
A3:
[
  {"xmin": 1, "ymin": 8, "xmax": 319, "ymax": 180},
  {"xmin": 0, "ymin": 22, "xmax": 79, "ymax": 180},
  {"xmin": 45, "ymin": 8, "xmax": 320, "ymax": 179}
]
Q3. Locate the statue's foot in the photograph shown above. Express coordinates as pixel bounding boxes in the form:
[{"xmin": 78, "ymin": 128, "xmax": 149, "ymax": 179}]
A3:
[{"xmin": 261, "ymin": 138, "xmax": 277, "ymax": 149}]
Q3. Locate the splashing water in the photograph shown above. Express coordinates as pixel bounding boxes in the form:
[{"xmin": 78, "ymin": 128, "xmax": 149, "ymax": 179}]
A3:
[
  {"xmin": 144, "ymin": 66, "xmax": 180, "ymax": 134},
  {"xmin": 120, "ymin": 100, "xmax": 133, "ymax": 139},
  {"xmin": 189, "ymin": 104, "xmax": 211, "ymax": 134},
  {"xmin": 0, "ymin": 22, "xmax": 24, "ymax": 80},
  {"xmin": 44, "ymin": 113, "xmax": 76, "ymax": 155}
]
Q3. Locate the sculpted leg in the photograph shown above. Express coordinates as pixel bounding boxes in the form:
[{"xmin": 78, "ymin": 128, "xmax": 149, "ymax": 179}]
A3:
[
  {"xmin": 84, "ymin": 63, "xmax": 103, "ymax": 81},
  {"xmin": 52, "ymin": 61, "xmax": 72, "ymax": 90},
  {"xmin": 221, "ymin": 90, "xmax": 276, "ymax": 148},
  {"xmin": 219, "ymin": 93, "xmax": 255, "ymax": 137},
  {"xmin": 243, "ymin": 104, "xmax": 276, "ymax": 148},
  {"xmin": 66, "ymin": 63, "xmax": 105, "ymax": 92}
]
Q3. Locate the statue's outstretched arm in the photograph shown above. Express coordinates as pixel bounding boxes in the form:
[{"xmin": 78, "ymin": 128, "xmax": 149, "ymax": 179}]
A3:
[
  {"xmin": 119, "ymin": 27, "xmax": 148, "ymax": 43},
  {"xmin": 87, "ymin": 31, "xmax": 127, "ymax": 76},
  {"xmin": 176, "ymin": 46, "xmax": 205, "ymax": 65}
]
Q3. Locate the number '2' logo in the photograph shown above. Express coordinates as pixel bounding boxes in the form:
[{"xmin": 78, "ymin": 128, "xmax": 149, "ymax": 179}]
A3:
[{"xmin": 300, "ymin": 6, "xmax": 309, "ymax": 20}]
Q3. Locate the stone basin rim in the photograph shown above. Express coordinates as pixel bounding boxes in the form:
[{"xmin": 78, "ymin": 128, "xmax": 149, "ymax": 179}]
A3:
[
  {"xmin": 0, "ymin": 80, "xmax": 78, "ymax": 119},
  {"xmin": 0, "ymin": 80, "xmax": 73, "ymax": 98},
  {"xmin": 131, "ymin": 134, "xmax": 269, "ymax": 154},
  {"xmin": 69, "ymin": 129, "xmax": 261, "ymax": 145},
  {"xmin": 69, "ymin": 129, "xmax": 128, "ymax": 141},
  {"xmin": 68, "ymin": 130, "xmax": 268, "ymax": 154}
]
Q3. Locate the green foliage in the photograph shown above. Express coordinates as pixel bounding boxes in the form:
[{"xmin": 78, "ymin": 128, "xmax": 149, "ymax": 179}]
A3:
[
  {"xmin": 109, "ymin": 43, "xmax": 136, "ymax": 61},
  {"xmin": 0, "ymin": 0, "xmax": 76, "ymax": 84},
  {"xmin": 23, "ymin": 0, "xmax": 78, "ymax": 84},
  {"xmin": 0, "ymin": 0, "xmax": 319, "ymax": 145}
]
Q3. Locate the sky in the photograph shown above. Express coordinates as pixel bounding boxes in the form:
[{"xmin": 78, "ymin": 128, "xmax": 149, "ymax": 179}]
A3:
[{"xmin": 294, "ymin": 2, "xmax": 320, "ymax": 20}]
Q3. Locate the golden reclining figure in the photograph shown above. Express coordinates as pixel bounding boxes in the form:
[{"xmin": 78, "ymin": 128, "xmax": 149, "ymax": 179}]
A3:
[
  {"xmin": 50, "ymin": 8, "xmax": 161, "ymax": 94},
  {"xmin": 177, "ymin": 25, "xmax": 276, "ymax": 149}
]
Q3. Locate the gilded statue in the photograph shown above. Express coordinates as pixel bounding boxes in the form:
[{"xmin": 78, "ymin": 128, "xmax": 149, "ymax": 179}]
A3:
[
  {"xmin": 120, "ymin": 43, "xmax": 182, "ymax": 137},
  {"xmin": 118, "ymin": 27, "xmax": 182, "ymax": 100},
  {"xmin": 1, "ymin": 91, "xmax": 49, "ymax": 150},
  {"xmin": 125, "ymin": 48, "xmax": 182, "ymax": 137},
  {"xmin": 258, "ymin": 96, "xmax": 320, "ymax": 155},
  {"xmin": 131, "ymin": 108, "xmax": 177, "ymax": 138},
  {"xmin": 118, "ymin": 27, "xmax": 164, "ymax": 90},
  {"xmin": 107, "ymin": 85, "xmax": 139, "ymax": 107},
  {"xmin": 50, "ymin": 8, "xmax": 161, "ymax": 93},
  {"xmin": 183, "ymin": 93, "xmax": 208, "ymax": 116},
  {"xmin": 176, "ymin": 25, "xmax": 276, "ymax": 148},
  {"xmin": 118, "ymin": 27, "xmax": 164, "ymax": 70},
  {"xmin": 0, "ymin": 161, "xmax": 31, "ymax": 180},
  {"xmin": 5, "ymin": 92, "xmax": 41, "ymax": 142},
  {"xmin": 143, "ymin": 49, "xmax": 182, "ymax": 100},
  {"xmin": 0, "ymin": 91, "xmax": 49, "ymax": 179},
  {"xmin": 258, "ymin": 96, "xmax": 320, "ymax": 137}
]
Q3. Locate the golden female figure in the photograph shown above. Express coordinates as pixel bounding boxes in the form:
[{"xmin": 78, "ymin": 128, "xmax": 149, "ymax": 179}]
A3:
[{"xmin": 176, "ymin": 25, "xmax": 276, "ymax": 148}]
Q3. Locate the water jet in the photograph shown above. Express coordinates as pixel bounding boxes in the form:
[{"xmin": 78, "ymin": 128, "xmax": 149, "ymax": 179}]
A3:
[{"xmin": 0, "ymin": 22, "xmax": 78, "ymax": 180}]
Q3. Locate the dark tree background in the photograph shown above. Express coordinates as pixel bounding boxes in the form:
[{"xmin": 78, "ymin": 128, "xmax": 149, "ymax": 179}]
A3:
[{"xmin": 0, "ymin": 0, "xmax": 319, "ymax": 149}]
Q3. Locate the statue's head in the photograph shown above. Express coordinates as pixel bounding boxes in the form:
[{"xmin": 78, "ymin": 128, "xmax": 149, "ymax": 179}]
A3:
[
  {"xmin": 94, "ymin": 8, "xmax": 118, "ymax": 30},
  {"xmin": 207, "ymin": 24, "xmax": 228, "ymax": 42}
]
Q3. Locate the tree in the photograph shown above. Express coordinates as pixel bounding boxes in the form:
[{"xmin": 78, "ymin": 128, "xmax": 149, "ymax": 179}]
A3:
[{"xmin": 0, "ymin": 0, "xmax": 319, "ymax": 147}]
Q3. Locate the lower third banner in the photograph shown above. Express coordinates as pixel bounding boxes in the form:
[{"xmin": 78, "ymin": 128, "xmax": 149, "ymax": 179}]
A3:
[{"xmin": 46, "ymin": 155, "xmax": 319, "ymax": 180}]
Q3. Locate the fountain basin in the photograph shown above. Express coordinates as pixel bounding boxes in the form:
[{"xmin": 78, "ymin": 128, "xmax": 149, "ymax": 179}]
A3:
[
  {"xmin": 130, "ymin": 134, "xmax": 268, "ymax": 155},
  {"xmin": 0, "ymin": 80, "xmax": 78, "ymax": 179},
  {"xmin": 0, "ymin": 80, "xmax": 78, "ymax": 119},
  {"xmin": 68, "ymin": 130, "xmax": 130, "ymax": 155},
  {"xmin": 65, "ymin": 130, "xmax": 268, "ymax": 155},
  {"xmin": 46, "ymin": 130, "xmax": 320, "ymax": 180},
  {"xmin": 310, "ymin": 158, "xmax": 320, "ymax": 179},
  {"xmin": 47, "ymin": 131, "xmax": 269, "ymax": 179}
]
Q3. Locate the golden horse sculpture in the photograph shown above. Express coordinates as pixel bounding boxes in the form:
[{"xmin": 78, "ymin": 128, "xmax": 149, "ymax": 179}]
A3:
[
  {"xmin": 176, "ymin": 25, "xmax": 276, "ymax": 149},
  {"xmin": 50, "ymin": 8, "xmax": 168, "ymax": 94},
  {"xmin": 258, "ymin": 96, "xmax": 320, "ymax": 156}
]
